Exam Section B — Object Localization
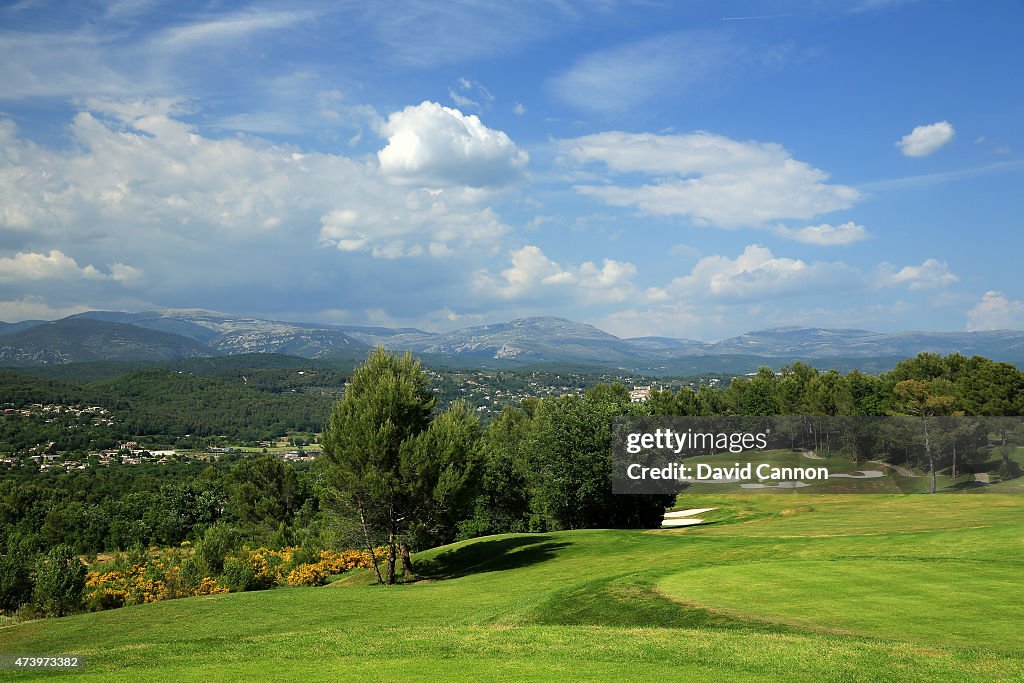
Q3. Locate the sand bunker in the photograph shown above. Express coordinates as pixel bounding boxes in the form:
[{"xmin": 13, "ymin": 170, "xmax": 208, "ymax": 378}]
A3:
[
  {"xmin": 801, "ymin": 450, "xmax": 825, "ymax": 460},
  {"xmin": 830, "ymin": 470, "xmax": 885, "ymax": 479},
  {"xmin": 661, "ymin": 507, "xmax": 718, "ymax": 528},
  {"xmin": 664, "ymin": 507, "xmax": 718, "ymax": 518},
  {"xmin": 739, "ymin": 481, "xmax": 810, "ymax": 489},
  {"xmin": 868, "ymin": 460, "xmax": 919, "ymax": 477},
  {"xmin": 661, "ymin": 518, "xmax": 706, "ymax": 527}
]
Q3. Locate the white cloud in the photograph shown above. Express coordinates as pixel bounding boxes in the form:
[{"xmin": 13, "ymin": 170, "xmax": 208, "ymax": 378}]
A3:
[
  {"xmin": 859, "ymin": 160, "xmax": 1024, "ymax": 192},
  {"xmin": 0, "ymin": 102, "xmax": 512, "ymax": 265},
  {"xmin": 588, "ymin": 304, "xmax": 714, "ymax": 340},
  {"xmin": 562, "ymin": 131, "xmax": 859, "ymax": 228},
  {"xmin": 448, "ymin": 77, "xmax": 493, "ymax": 111},
  {"xmin": 475, "ymin": 245, "xmax": 637, "ymax": 304},
  {"xmin": 896, "ymin": 121, "xmax": 955, "ymax": 157},
  {"xmin": 966, "ymin": 291, "xmax": 1024, "ymax": 331},
  {"xmin": 876, "ymin": 258, "xmax": 958, "ymax": 290},
  {"xmin": 150, "ymin": 9, "xmax": 317, "ymax": 52},
  {"xmin": 0, "ymin": 298, "xmax": 93, "ymax": 323},
  {"xmin": 647, "ymin": 245, "xmax": 861, "ymax": 302},
  {"xmin": 318, "ymin": 190, "xmax": 508, "ymax": 259},
  {"xmin": 377, "ymin": 101, "xmax": 528, "ymax": 187},
  {"xmin": 513, "ymin": 102, "xmax": 527, "ymax": 116},
  {"xmin": 0, "ymin": 250, "xmax": 141, "ymax": 283},
  {"xmin": 774, "ymin": 222, "xmax": 869, "ymax": 246},
  {"xmin": 548, "ymin": 31, "xmax": 735, "ymax": 114}
]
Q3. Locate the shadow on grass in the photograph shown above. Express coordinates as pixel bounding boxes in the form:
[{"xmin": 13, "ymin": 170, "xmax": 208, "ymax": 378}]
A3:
[
  {"xmin": 526, "ymin": 573, "xmax": 799, "ymax": 634},
  {"xmin": 947, "ymin": 479, "xmax": 991, "ymax": 492},
  {"xmin": 416, "ymin": 535, "xmax": 572, "ymax": 580}
]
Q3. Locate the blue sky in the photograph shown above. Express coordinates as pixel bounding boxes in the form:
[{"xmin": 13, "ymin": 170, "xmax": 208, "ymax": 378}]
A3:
[{"xmin": 1, "ymin": 0, "xmax": 1022, "ymax": 340}]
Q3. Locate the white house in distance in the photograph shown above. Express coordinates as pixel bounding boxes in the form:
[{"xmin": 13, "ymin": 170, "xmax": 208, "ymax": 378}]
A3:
[{"xmin": 630, "ymin": 386, "xmax": 652, "ymax": 403}]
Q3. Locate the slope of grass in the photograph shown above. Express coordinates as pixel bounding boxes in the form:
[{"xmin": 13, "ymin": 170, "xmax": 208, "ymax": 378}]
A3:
[{"xmin": 2, "ymin": 495, "xmax": 1023, "ymax": 681}]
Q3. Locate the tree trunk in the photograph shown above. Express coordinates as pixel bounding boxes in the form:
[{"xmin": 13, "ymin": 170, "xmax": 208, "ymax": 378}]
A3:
[
  {"xmin": 400, "ymin": 541, "xmax": 415, "ymax": 578},
  {"xmin": 386, "ymin": 531, "xmax": 397, "ymax": 585},
  {"xmin": 357, "ymin": 500, "xmax": 384, "ymax": 585},
  {"xmin": 924, "ymin": 420, "xmax": 936, "ymax": 494},
  {"xmin": 952, "ymin": 443, "xmax": 957, "ymax": 480}
]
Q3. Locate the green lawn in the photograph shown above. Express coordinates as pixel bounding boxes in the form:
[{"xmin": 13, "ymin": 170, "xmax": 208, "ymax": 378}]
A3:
[{"xmin": 2, "ymin": 494, "xmax": 1023, "ymax": 681}]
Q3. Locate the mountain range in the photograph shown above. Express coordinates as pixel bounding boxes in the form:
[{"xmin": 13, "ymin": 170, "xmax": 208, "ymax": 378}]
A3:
[{"xmin": 2, "ymin": 309, "xmax": 1023, "ymax": 374}]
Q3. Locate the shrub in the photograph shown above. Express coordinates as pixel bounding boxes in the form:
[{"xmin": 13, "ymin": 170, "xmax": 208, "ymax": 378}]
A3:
[
  {"xmin": 193, "ymin": 577, "xmax": 228, "ymax": 596},
  {"xmin": 33, "ymin": 545, "xmax": 86, "ymax": 617},
  {"xmin": 998, "ymin": 458, "xmax": 1022, "ymax": 481},
  {"xmin": 0, "ymin": 550, "xmax": 34, "ymax": 613},
  {"xmin": 286, "ymin": 563, "xmax": 328, "ymax": 587},
  {"xmin": 195, "ymin": 523, "xmax": 238, "ymax": 576},
  {"xmin": 221, "ymin": 557, "xmax": 256, "ymax": 592},
  {"xmin": 179, "ymin": 556, "xmax": 208, "ymax": 591},
  {"xmin": 86, "ymin": 588, "xmax": 127, "ymax": 611}
]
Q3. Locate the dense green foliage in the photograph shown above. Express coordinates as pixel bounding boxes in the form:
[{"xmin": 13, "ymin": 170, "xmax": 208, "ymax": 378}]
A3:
[
  {"xmin": 321, "ymin": 348, "xmax": 482, "ymax": 583},
  {"xmin": 31, "ymin": 544, "xmax": 86, "ymax": 617},
  {"xmin": 1, "ymin": 349, "xmax": 1022, "ymax": 613}
]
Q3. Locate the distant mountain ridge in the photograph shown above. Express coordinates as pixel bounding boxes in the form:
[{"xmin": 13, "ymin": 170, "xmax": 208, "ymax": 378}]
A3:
[
  {"xmin": 0, "ymin": 318, "xmax": 214, "ymax": 365},
  {"xmin": 0, "ymin": 309, "xmax": 1022, "ymax": 371}
]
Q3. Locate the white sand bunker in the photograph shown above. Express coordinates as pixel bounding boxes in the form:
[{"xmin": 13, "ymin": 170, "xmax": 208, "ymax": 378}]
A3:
[
  {"xmin": 869, "ymin": 460, "xmax": 919, "ymax": 477},
  {"xmin": 661, "ymin": 507, "xmax": 718, "ymax": 528},
  {"xmin": 739, "ymin": 481, "xmax": 811, "ymax": 489},
  {"xmin": 664, "ymin": 508, "xmax": 718, "ymax": 518},
  {"xmin": 662, "ymin": 518, "xmax": 706, "ymax": 527},
  {"xmin": 801, "ymin": 450, "xmax": 825, "ymax": 460},
  {"xmin": 974, "ymin": 472, "xmax": 991, "ymax": 484},
  {"xmin": 830, "ymin": 470, "xmax": 885, "ymax": 479}
]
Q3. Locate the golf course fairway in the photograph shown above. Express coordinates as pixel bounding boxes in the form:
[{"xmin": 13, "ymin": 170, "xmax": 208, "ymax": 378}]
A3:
[{"xmin": 1, "ymin": 494, "xmax": 1021, "ymax": 681}]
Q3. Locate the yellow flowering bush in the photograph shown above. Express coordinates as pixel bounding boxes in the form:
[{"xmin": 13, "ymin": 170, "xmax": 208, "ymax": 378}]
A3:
[
  {"xmin": 85, "ymin": 543, "xmax": 374, "ymax": 608},
  {"xmin": 85, "ymin": 548, "xmax": 228, "ymax": 610},
  {"xmin": 286, "ymin": 547, "xmax": 389, "ymax": 586},
  {"xmin": 285, "ymin": 563, "xmax": 328, "ymax": 587},
  {"xmin": 194, "ymin": 577, "xmax": 229, "ymax": 596}
]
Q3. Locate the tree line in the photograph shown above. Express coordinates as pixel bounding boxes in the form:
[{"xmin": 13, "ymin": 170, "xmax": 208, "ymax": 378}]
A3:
[{"xmin": 2, "ymin": 349, "xmax": 1021, "ymax": 601}]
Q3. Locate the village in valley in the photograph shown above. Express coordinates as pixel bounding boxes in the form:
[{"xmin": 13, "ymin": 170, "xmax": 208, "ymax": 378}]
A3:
[{"xmin": 0, "ymin": 369, "xmax": 728, "ymax": 474}]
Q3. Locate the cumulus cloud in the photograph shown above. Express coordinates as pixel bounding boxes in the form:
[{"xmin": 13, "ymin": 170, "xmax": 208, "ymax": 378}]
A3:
[
  {"xmin": 0, "ymin": 250, "xmax": 141, "ymax": 284},
  {"xmin": 896, "ymin": 121, "xmax": 955, "ymax": 157},
  {"xmin": 966, "ymin": 291, "xmax": 1024, "ymax": 331},
  {"xmin": 774, "ymin": 222, "xmax": 869, "ymax": 246},
  {"xmin": 0, "ymin": 102, "xmax": 512, "ymax": 263},
  {"xmin": 318, "ymin": 191, "xmax": 508, "ymax": 259},
  {"xmin": 561, "ymin": 131, "xmax": 859, "ymax": 228},
  {"xmin": 876, "ymin": 258, "xmax": 958, "ymax": 290},
  {"xmin": 377, "ymin": 101, "xmax": 528, "ymax": 187},
  {"xmin": 646, "ymin": 245, "xmax": 860, "ymax": 302},
  {"xmin": 587, "ymin": 306, "xmax": 708, "ymax": 340},
  {"xmin": 639, "ymin": 245, "xmax": 956, "ymax": 305},
  {"xmin": 475, "ymin": 245, "xmax": 637, "ymax": 304}
]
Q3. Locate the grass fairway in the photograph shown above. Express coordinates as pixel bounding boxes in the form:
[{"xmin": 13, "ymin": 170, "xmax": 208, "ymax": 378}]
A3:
[{"xmin": 2, "ymin": 495, "xmax": 1023, "ymax": 681}]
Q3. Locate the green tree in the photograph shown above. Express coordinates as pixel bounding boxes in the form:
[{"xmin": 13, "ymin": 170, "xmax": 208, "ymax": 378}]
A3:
[
  {"xmin": 321, "ymin": 348, "xmax": 478, "ymax": 584},
  {"xmin": 33, "ymin": 544, "xmax": 86, "ymax": 617},
  {"xmin": 0, "ymin": 545, "xmax": 34, "ymax": 613},
  {"xmin": 398, "ymin": 400, "xmax": 482, "ymax": 574},
  {"xmin": 891, "ymin": 380, "xmax": 958, "ymax": 494},
  {"xmin": 524, "ymin": 385, "xmax": 673, "ymax": 531}
]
